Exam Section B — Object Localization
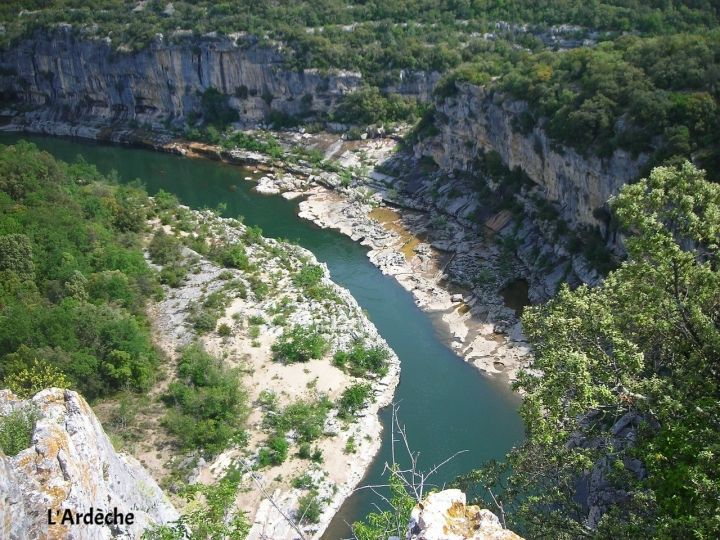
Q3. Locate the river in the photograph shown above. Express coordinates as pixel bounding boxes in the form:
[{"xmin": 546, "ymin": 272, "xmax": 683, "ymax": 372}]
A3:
[{"xmin": 1, "ymin": 133, "xmax": 524, "ymax": 538}]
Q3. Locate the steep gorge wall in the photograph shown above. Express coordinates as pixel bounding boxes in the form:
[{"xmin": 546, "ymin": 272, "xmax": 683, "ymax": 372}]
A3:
[
  {"xmin": 0, "ymin": 28, "xmax": 438, "ymax": 129},
  {"xmin": 416, "ymin": 82, "xmax": 648, "ymax": 232}
]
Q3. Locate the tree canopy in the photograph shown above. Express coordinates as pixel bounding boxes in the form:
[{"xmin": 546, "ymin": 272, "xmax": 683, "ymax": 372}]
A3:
[
  {"xmin": 457, "ymin": 161, "xmax": 720, "ymax": 538},
  {"xmin": 0, "ymin": 141, "xmax": 161, "ymax": 400}
]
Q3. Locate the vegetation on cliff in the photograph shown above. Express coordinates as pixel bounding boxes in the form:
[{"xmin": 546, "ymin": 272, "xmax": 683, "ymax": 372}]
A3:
[
  {"xmin": 438, "ymin": 31, "xmax": 720, "ymax": 178},
  {"xmin": 0, "ymin": 141, "xmax": 161, "ymax": 400},
  {"xmin": 456, "ymin": 161, "xmax": 720, "ymax": 538},
  {"xmin": 2, "ymin": 1, "xmax": 718, "ymax": 54}
]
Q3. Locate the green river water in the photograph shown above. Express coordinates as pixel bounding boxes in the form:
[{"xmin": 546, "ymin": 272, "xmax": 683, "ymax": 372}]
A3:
[{"xmin": 1, "ymin": 133, "xmax": 524, "ymax": 538}]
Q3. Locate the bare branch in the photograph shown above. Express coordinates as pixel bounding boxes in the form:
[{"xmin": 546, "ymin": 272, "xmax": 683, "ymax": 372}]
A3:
[{"xmin": 239, "ymin": 460, "xmax": 307, "ymax": 540}]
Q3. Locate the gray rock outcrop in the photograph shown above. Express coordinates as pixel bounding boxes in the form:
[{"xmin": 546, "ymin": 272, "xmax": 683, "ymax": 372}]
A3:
[
  {"xmin": 0, "ymin": 29, "xmax": 362, "ymax": 128},
  {"xmin": 405, "ymin": 489, "xmax": 523, "ymax": 540},
  {"xmin": 0, "ymin": 388, "xmax": 178, "ymax": 539},
  {"xmin": 416, "ymin": 82, "xmax": 648, "ymax": 232},
  {"xmin": 0, "ymin": 29, "xmax": 438, "ymax": 131}
]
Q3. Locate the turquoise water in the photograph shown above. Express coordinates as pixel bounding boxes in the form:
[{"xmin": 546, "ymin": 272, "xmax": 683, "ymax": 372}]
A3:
[{"xmin": 1, "ymin": 133, "xmax": 524, "ymax": 538}]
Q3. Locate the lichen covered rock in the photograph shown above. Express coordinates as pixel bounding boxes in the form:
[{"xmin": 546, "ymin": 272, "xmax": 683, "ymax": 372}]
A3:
[
  {"xmin": 0, "ymin": 388, "xmax": 178, "ymax": 539},
  {"xmin": 407, "ymin": 489, "xmax": 522, "ymax": 540}
]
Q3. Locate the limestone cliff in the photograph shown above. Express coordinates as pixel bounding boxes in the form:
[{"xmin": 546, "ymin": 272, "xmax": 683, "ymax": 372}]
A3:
[
  {"xmin": 0, "ymin": 388, "xmax": 178, "ymax": 539},
  {"xmin": 404, "ymin": 489, "xmax": 522, "ymax": 540},
  {"xmin": 0, "ymin": 28, "xmax": 361, "ymax": 128},
  {"xmin": 0, "ymin": 28, "xmax": 436, "ymax": 131},
  {"xmin": 416, "ymin": 82, "xmax": 648, "ymax": 232}
]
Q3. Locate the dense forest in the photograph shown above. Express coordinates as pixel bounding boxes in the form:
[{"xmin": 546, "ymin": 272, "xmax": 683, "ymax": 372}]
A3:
[
  {"xmin": 436, "ymin": 31, "xmax": 720, "ymax": 178},
  {"xmin": 2, "ymin": 0, "xmax": 718, "ymax": 55},
  {"xmin": 0, "ymin": 142, "xmax": 160, "ymax": 400}
]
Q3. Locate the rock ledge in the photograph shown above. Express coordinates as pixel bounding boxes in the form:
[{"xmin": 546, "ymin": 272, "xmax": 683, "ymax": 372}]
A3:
[
  {"xmin": 406, "ymin": 489, "xmax": 522, "ymax": 540},
  {"xmin": 0, "ymin": 388, "xmax": 178, "ymax": 539}
]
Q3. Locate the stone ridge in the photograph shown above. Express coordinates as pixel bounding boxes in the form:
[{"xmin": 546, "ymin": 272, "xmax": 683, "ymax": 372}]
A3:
[
  {"xmin": 0, "ymin": 388, "xmax": 178, "ymax": 539},
  {"xmin": 405, "ymin": 489, "xmax": 523, "ymax": 540}
]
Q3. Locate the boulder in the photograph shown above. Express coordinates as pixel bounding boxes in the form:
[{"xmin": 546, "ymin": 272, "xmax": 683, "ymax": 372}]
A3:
[{"xmin": 406, "ymin": 489, "xmax": 523, "ymax": 540}]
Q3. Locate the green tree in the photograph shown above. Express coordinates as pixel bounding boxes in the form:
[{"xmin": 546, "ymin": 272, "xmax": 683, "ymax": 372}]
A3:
[
  {"xmin": 460, "ymin": 162, "xmax": 720, "ymax": 538},
  {"xmin": 0, "ymin": 233, "xmax": 34, "ymax": 277}
]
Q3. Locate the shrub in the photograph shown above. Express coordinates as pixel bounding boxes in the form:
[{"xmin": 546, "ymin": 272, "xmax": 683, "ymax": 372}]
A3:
[
  {"xmin": 248, "ymin": 275, "xmax": 269, "ymax": 299},
  {"xmin": 344, "ymin": 436, "xmax": 357, "ymax": 454},
  {"xmin": 153, "ymin": 189, "xmax": 179, "ymax": 211},
  {"xmin": 258, "ymin": 434, "xmax": 289, "ymax": 467},
  {"xmin": 217, "ymin": 323, "xmax": 232, "ymax": 337},
  {"xmin": 272, "ymin": 325, "xmax": 328, "ymax": 363},
  {"xmin": 159, "ymin": 265, "xmax": 188, "ymax": 288},
  {"xmin": 190, "ymin": 309, "xmax": 218, "ymax": 333},
  {"xmin": 297, "ymin": 491, "xmax": 322, "ymax": 524},
  {"xmin": 4, "ymin": 359, "xmax": 70, "ymax": 398},
  {"xmin": 292, "ymin": 264, "xmax": 336, "ymax": 301},
  {"xmin": 337, "ymin": 383, "xmax": 373, "ymax": 420},
  {"xmin": 265, "ymin": 398, "xmax": 332, "ymax": 443},
  {"xmin": 333, "ymin": 343, "xmax": 390, "ymax": 377},
  {"xmin": 310, "ymin": 447, "xmax": 324, "ymax": 463},
  {"xmin": 243, "ymin": 225, "xmax": 264, "ymax": 245},
  {"xmin": 0, "ymin": 407, "xmax": 37, "ymax": 456},
  {"xmin": 148, "ymin": 230, "xmax": 183, "ymax": 266},
  {"xmin": 297, "ymin": 442, "xmax": 312, "ymax": 459},
  {"xmin": 162, "ymin": 344, "xmax": 247, "ymax": 455},
  {"xmin": 292, "ymin": 473, "xmax": 316, "ymax": 490},
  {"xmin": 215, "ymin": 244, "xmax": 249, "ymax": 270},
  {"xmin": 292, "ymin": 264, "xmax": 324, "ymax": 289}
]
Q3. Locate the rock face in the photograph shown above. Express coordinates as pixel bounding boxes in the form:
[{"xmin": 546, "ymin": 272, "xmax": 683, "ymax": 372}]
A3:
[
  {"xmin": 0, "ymin": 388, "xmax": 178, "ymax": 539},
  {"xmin": 0, "ymin": 28, "xmax": 360, "ymax": 128},
  {"xmin": 416, "ymin": 82, "xmax": 648, "ymax": 231},
  {"xmin": 0, "ymin": 29, "xmax": 437, "ymax": 130},
  {"xmin": 406, "ymin": 489, "xmax": 522, "ymax": 540}
]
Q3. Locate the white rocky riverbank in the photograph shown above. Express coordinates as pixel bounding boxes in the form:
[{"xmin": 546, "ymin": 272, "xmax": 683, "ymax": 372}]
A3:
[
  {"xmin": 145, "ymin": 207, "xmax": 400, "ymax": 539},
  {"xmin": 242, "ymin": 132, "xmax": 533, "ymax": 381}
]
